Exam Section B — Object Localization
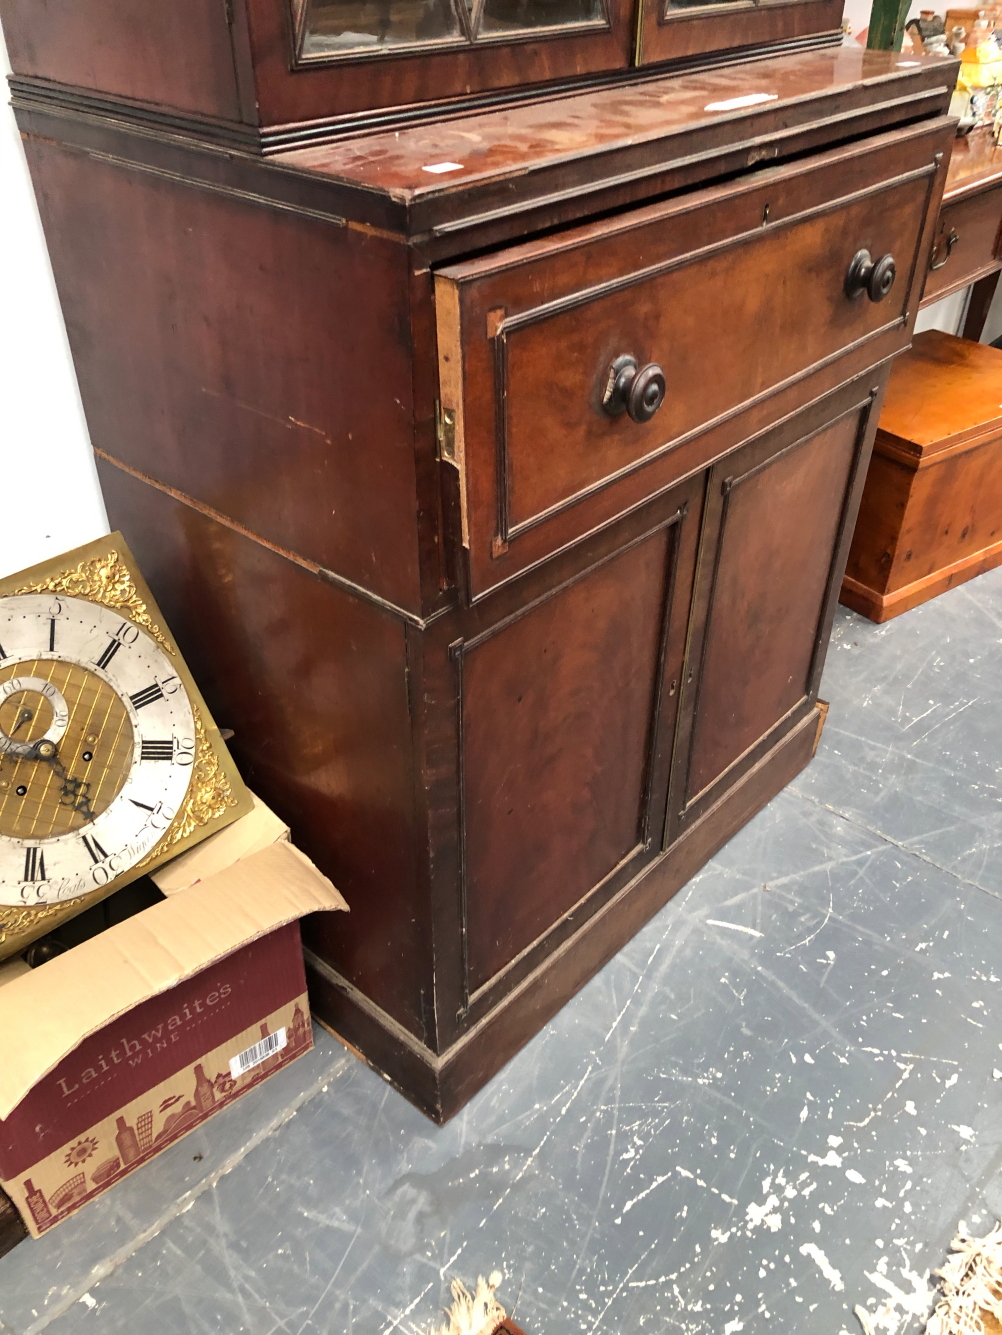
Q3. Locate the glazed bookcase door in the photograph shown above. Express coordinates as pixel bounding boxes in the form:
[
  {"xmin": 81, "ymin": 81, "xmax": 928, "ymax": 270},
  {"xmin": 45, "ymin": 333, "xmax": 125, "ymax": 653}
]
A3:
[
  {"xmin": 295, "ymin": 0, "xmax": 609, "ymax": 59},
  {"xmin": 635, "ymin": 0, "xmax": 844, "ymax": 66},
  {"xmin": 261, "ymin": 0, "xmax": 635, "ymax": 125},
  {"xmin": 665, "ymin": 376, "xmax": 882, "ymax": 846}
]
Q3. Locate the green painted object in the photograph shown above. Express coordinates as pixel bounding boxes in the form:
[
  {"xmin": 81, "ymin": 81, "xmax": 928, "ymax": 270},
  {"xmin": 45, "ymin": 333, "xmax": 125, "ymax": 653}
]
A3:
[{"xmin": 866, "ymin": 0, "xmax": 912, "ymax": 50}]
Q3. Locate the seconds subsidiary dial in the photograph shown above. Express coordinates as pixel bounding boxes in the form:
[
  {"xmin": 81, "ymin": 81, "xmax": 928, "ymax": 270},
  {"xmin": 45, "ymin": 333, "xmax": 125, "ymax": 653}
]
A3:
[{"xmin": 0, "ymin": 593, "xmax": 196, "ymax": 906}]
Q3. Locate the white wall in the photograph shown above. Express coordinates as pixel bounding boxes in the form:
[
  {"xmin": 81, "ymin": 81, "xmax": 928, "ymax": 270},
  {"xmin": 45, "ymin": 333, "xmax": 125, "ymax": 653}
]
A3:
[
  {"xmin": 915, "ymin": 286, "xmax": 970, "ymax": 336},
  {"xmin": 0, "ymin": 26, "xmax": 108, "ymax": 583},
  {"xmin": 978, "ymin": 279, "xmax": 1002, "ymax": 344}
]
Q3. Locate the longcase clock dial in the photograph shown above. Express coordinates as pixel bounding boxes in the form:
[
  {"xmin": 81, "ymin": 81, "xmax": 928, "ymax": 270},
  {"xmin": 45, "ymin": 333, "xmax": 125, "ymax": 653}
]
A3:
[{"xmin": 0, "ymin": 535, "xmax": 251, "ymax": 959}]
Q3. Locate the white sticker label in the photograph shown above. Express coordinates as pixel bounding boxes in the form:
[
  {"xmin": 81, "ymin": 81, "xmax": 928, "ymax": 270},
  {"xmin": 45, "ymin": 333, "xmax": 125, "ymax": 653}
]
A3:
[
  {"xmin": 704, "ymin": 92, "xmax": 779, "ymax": 112},
  {"xmin": 422, "ymin": 161, "xmax": 464, "ymax": 174},
  {"xmin": 229, "ymin": 1027, "xmax": 287, "ymax": 1079}
]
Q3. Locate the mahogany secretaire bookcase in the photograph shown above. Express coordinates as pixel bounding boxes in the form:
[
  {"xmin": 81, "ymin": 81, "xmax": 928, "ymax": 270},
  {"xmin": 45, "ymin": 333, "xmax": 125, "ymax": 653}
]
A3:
[{"xmin": 0, "ymin": 0, "xmax": 957, "ymax": 1118}]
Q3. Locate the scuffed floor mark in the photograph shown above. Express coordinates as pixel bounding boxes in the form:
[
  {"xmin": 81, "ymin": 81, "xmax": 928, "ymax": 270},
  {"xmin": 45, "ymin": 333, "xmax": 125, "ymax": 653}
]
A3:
[
  {"xmin": 705, "ymin": 920, "xmax": 764, "ymax": 939},
  {"xmin": 846, "ymin": 1063, "xmax": 915, "ymax": 1129}
]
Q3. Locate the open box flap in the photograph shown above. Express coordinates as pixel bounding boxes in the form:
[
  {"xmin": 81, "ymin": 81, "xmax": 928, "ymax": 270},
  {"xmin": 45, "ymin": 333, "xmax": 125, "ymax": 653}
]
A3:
[
  {"xmin": 0, "ymin": 840, "xmax": 347, "ymax": 1120},
  {"xmin": 152, "ymin": 793, "xmax": 290, "ymax": 896}
]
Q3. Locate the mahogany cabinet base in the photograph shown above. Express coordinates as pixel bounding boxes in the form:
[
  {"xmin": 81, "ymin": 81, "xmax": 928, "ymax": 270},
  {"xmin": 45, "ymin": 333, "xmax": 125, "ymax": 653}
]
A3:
[
  {"xmin": 308, "ymin": 703, "xmax": 824, "ymax": 1124},
  {"xmin": 841, "ymin": 537, "xmax": 1002, "ymax": 622}
]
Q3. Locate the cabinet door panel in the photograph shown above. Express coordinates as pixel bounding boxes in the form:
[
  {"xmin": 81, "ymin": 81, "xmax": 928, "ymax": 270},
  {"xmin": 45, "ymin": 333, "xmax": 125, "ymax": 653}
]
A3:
[
  {"xmin": 671, "ymin": 381, "xmax": 881, "ymax": 834},
  {"xmin": 458, "ymin": 485, "xmax": 700, "ymax": 999}
]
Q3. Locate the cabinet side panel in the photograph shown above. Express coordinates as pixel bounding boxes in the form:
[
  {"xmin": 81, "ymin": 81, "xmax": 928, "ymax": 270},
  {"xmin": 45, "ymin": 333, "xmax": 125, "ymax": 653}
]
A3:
[
  {"xmin": 96, "ymin": 460, "xmax": 432, "ymax": 1041},
  {"xmin": 23, "ymin": 135, "xmax": 424, "ymax": 615},
  {"xmin": 1, "ymin": 0, "xmax": 242, "ymax": 121},
  {"xmin": 687, "ymin": 414, "xmax": 859, "ymax": 798}
]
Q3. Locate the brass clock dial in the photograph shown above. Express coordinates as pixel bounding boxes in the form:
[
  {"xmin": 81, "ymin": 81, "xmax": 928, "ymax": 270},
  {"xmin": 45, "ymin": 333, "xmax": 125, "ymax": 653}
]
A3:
[
  {"xmin": 0, "ymin": 655, "xmax": 134, "ymax": 839},
  {"xmin": 0, "ymin": 535, "xmax": 252, "ymax": 960}
]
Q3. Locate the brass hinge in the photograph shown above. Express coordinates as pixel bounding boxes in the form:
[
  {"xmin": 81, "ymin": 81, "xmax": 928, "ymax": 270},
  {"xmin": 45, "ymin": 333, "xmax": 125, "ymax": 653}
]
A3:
[{"xmin": 436, "ymin": 400, "xmax": 457, "ymax": 464}]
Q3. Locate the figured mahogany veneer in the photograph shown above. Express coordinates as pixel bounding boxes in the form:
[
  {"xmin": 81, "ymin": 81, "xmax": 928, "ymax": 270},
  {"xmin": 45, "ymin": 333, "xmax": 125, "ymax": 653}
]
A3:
[
  {"xmin": 7, "ymin": 44, "xmax": 955, "ymax": 1119},
  {"xmin": 842, "ymin": 330, "xmax": 1002, "ymax": 622},
  {"xmin": 275, "ymin": 48, "xmax": 954, "ymax": 239}
]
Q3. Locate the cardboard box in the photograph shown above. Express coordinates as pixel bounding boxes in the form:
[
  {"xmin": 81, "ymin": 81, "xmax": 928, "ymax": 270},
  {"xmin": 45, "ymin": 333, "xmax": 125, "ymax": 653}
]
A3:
[{"xmin": 0, "ymin": 799, "xmax": 346, "ymax": 1237}]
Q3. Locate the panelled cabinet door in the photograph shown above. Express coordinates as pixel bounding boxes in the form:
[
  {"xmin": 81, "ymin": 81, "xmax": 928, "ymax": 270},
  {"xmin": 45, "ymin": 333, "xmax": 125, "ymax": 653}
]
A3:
[
  {"xmin": 433, "ymin": 476, "xmax": 704, "ymax": 1031},
  {"xmin": 667, "ymin": 378, "xmax": 883, "ymax": 843}
]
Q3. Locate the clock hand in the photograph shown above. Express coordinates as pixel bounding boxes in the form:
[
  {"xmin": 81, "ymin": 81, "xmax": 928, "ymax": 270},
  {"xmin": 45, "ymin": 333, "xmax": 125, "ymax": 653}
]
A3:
[
  {"xmin": 0, "ymin": 710, "xmax": 38, "ymax": 754},
  {"xmin": 27, "ymin": 740, "xmax": 96, "ymax": 821},
  {"xmin": 10, "ymin": 708, "xmax": 33, "ymax": 737}
]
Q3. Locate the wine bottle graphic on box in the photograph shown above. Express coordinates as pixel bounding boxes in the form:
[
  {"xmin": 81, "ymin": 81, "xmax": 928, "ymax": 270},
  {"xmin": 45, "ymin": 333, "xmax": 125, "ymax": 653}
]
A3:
[
  {"xmin": 193, "ymin": 1065, "xmax": 215, "ymax": 1114},
  {"xmin": 115, "ymin": 1116, "xmax": 140, "ymax": 1166},
  {"xmin": 23, "ymin": 1179, "xmax": 52, "ymax": 1229}
]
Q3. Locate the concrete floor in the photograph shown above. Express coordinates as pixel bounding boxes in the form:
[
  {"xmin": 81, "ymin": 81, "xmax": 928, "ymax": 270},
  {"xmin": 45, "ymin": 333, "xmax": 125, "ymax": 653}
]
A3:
[{"xmin": 2, "ymin": 568, "xmax": 1002, "ymax": 1335}]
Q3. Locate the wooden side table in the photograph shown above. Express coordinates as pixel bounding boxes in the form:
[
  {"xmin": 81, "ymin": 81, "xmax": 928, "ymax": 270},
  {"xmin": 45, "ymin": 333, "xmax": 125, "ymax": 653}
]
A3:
[
  {"xmin": 841, "ymin": 130, "xmax": 1002, "ymax": 622},
  {"xmin": 921, "ymin": 129, "xmax": 1002, "ymax": 338}
]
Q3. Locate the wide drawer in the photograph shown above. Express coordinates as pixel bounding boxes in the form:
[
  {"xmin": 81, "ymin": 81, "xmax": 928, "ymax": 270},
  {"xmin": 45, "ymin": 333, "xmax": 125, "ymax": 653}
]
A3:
[
  {"xmin": 921, "ymin": 182, "xmax": 1002, "ymax": 306},
  {"xmin": 436, "ymin": 119, "xmax": 951, "ymax": 597}
]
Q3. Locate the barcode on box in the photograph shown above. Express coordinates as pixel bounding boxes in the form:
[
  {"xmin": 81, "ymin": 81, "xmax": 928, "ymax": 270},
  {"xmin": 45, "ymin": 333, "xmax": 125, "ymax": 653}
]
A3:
[{"xmin": 229, "ymin": 1028, "xmax": 287, "ymax": 1079}]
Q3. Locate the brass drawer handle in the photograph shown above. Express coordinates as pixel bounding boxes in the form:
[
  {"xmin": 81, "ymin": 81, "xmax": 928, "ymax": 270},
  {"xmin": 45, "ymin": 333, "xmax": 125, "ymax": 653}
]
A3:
[
  {"xmin": 929, "ymin": 228, "xmax": 959, "ymax": 271},
  {"xmin": 845, "ymin": 249, "xmax": 897, "ymax": 302},
  {"xmin": 602, "ymin": 355, "xmax": 667, "ymax": 423}
]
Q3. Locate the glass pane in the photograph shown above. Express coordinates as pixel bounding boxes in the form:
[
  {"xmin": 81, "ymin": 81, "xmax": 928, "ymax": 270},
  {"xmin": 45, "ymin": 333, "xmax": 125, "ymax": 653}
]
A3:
[
  {"xmin": 664, "ymin": 0, "xmax": 744, "ymax": 10},
  {"xmin": 299, "ymin": 0, "xmax": 463, "ymax": 56},
  {"xmin": 478, "ymin": 0, "xmax": 604, "ymax": 34}
]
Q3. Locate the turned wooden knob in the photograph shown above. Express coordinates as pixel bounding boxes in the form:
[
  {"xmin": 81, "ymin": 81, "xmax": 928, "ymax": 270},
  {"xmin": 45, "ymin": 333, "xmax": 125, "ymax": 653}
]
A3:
[
  {"xmin": 845, "ymin": 249, "xmax": 897, "ymax": 302},
  {"xmin": 602, "ymin": 355, "xmax": 667, "ymax": 422}
]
